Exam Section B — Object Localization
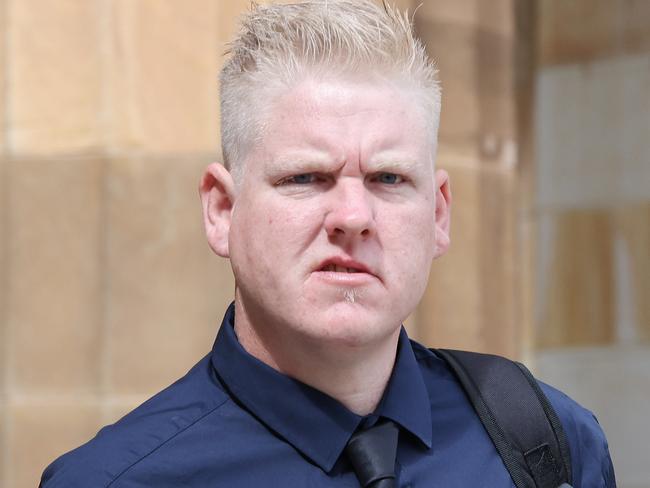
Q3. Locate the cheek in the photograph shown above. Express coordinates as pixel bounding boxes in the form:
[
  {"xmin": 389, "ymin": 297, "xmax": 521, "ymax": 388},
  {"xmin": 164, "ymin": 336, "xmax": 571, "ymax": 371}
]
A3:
[
  {"xmin": 382, "ymin": 202, "xmax": 435, "ymax": 248},
  {"xmin": 381, "ymin": 204, "xmax": 436, "ymax": 279},
  {"xmin": 233, "ymin": 196, "xmax": 323, "ymax": 265},
  {"xmin": 268, "ymin": 198, "xmax": 323, "ymax": 238}
]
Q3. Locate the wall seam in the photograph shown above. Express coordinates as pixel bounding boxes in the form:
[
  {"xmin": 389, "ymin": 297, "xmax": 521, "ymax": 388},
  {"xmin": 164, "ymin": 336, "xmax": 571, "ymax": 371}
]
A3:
[
  {"xmin": 1, "ymin": 0, "xmax": 13, "ymax": 484},
  {"xmin": 97, "ymin": 0, "xmax": 112, "ymax": 425},
  {"xmin": 1, "ymin": 0, "xmax": 8, "ymax": 150}
]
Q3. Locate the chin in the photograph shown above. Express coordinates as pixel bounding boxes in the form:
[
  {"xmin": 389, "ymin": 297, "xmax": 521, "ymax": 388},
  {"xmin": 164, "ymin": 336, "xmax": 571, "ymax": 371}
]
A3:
[{"xmin": 299, "ymin": 303, "xmax": 399, "ymax": 348}]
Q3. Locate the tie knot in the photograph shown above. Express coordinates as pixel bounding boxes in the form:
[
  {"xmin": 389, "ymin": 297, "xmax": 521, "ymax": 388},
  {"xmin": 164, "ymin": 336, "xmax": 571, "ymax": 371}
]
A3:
[{"xmin": 345, "ymin": 420, "xmax": 399, "ymax": 488}]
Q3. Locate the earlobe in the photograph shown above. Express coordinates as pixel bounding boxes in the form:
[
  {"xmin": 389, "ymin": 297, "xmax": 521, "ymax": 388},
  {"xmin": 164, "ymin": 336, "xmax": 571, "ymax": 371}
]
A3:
[
  {"xmin": 433, "ymin": 169, "xmax": 452, "ymax": 258},
  {"xmin": 199, "ymin": 163, "xmax": 236, "ymax": 258}
]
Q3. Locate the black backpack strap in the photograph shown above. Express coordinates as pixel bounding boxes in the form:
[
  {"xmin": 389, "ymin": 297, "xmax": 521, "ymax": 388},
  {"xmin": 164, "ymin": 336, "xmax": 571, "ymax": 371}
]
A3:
[{"xmin": 434, "ymin": 348, "xmax": 573, "ymax": 488}]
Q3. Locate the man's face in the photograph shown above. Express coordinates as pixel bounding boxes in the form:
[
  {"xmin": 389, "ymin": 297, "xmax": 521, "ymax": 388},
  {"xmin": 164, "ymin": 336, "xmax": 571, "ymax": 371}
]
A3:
[{"xmin": 226, "ymin": 77, "xmax": 444, "ymax": 348}]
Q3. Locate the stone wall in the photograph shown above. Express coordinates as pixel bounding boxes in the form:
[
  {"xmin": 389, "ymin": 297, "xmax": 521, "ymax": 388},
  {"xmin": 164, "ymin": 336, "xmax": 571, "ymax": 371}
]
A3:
[
  {"xmin": 534, "ymin": 1, "xmax": 650, "ymax": 486},
  {"xmin": 0, "ymin": 2, "xmax": 247, "ymax": 486},
  {"xmin": 414, "ymin": 0, "xmax": 533, "ymax": 360},
  {"xmin": 1, "ymin": 1, "xmax": 530, "ymax": 484},
  {"xmin": 1, "ymin": 1, "xmax": 645, "ymax": 487}
]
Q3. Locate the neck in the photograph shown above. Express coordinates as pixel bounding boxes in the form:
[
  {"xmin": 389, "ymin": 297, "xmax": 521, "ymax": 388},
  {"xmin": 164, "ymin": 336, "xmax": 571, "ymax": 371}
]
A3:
[{"xmin": 232, "ymin": 296, "xmax": 400, "ymax": 416}]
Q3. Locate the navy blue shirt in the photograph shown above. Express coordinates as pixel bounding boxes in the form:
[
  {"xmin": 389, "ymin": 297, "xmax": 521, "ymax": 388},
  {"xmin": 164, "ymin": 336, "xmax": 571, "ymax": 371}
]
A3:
[{"xmin": 41, "ymin": 304, "xmax": 615, "ymax": 487}]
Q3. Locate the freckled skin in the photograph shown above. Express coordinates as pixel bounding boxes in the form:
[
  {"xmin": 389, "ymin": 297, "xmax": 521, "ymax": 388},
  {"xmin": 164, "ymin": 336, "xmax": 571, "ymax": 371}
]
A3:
[{"xmin": 226, "ymin": 77, "xmax": 443, "ymax": 353}]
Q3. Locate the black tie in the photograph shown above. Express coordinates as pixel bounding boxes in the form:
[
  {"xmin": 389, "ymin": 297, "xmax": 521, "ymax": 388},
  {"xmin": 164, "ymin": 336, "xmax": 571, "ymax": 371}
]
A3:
[{"xmin": 345, "ymin": 420, "xmax": 399, "ymax": 488}]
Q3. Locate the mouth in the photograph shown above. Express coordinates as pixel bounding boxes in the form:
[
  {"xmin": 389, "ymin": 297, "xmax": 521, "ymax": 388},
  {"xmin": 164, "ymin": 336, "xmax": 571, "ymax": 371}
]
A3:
[
  {"xmin": 319, "ymin": 264, "xmax": 364, "ymax": 273},
  {"xmin": 316, "ymin": 258, "xmax": 374, "ymax": 276},
  {"xmin": 312, "ymin": 257, "xmax": 380, "ymax": 287}
]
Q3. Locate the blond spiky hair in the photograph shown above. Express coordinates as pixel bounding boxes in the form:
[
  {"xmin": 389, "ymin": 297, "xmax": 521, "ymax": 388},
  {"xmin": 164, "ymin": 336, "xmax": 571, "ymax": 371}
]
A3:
[{"xmin": 219, "ymin": 0, "xmax": 441, "ymax": 178}]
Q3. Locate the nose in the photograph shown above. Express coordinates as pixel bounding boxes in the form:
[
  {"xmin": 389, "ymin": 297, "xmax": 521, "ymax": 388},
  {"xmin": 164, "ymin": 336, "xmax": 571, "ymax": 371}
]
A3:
[{"xmin": 324, "ymin": 179, "xmax": 375, "ymax": 240}]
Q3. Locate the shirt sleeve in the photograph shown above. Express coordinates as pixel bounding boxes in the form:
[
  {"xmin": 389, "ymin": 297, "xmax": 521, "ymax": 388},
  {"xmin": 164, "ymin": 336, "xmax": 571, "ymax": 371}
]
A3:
[{"xmin": 540, "ymin": 382, "xmax": 617, "ymax": 488}]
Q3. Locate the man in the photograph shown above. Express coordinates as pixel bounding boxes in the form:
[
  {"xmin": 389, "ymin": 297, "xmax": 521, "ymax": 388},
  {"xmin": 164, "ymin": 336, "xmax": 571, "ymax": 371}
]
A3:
[{"xmin": 41, "ymin": 1, "xmax": 615, "ymax": 487}]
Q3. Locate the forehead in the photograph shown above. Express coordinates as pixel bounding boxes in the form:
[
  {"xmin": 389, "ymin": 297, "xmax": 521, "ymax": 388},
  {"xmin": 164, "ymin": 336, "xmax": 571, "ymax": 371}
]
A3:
[{"xmin": 254, "ymin": 77, "xmax": 433, "ymax": 164}]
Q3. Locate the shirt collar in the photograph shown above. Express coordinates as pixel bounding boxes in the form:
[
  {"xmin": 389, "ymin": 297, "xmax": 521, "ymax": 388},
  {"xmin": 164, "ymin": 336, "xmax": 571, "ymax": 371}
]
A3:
[{"xmin": 211, "ymin": 303, "xmax": 432, "ymax": 472}]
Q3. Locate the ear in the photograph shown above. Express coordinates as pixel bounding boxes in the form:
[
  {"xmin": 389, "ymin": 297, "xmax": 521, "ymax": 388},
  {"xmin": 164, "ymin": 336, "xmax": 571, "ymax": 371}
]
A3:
[
  {"xmin": 433, "ymin": 169, "xmax": 451, "ymax": 258},
  {"xmin": 199, "ymin": 163, "xmax": 236, "ymax": 258}
]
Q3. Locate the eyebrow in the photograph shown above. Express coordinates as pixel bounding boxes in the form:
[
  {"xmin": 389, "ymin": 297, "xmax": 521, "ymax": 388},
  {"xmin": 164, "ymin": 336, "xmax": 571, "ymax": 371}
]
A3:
[
  {"xmin": 367, "ymin": 158, "xmax": 421, "ymax": 173},
  {"xmin": 268, "ymin": 153, "xmax": 423, "ymax": 175},
  {"xmin": 268, "ymin": 153, "xmax": 342, "ymax": 173}
]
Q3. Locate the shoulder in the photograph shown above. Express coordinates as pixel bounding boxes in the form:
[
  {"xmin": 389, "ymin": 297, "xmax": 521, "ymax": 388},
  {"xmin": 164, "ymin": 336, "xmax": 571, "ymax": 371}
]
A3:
[
  {"xmin": 410, "ymin": 342, "xmax": 616, "ymax": 487},
  {"xmin": 40, "ymin": 355, "xmax": 230, "ymax": 488},
  {"xmin": 540, "ymin": 382, "xmax": 616, "ymax": 487}
]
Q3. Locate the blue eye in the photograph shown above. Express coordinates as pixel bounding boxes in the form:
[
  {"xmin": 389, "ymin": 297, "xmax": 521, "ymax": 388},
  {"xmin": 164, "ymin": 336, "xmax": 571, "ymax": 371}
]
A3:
[
  {"xmin": 376, "ymin": 173, "xmax": 402, "ymax": 185},
  {"xmin": 279, "ymin": 173, "xmax": 316, "ymax": 185},
  {"xmin": 292, "ymin": 174, "xmax": 314, "ymax": 184}
]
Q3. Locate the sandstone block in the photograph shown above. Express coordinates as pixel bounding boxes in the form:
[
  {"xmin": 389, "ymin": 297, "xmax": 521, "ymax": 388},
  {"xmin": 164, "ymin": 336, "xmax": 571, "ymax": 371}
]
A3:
[
  {"xmin": 7, "ymin": 402, "xmax": 103, "ymax": 488},
  {"xmin": 614, "ymin": 205, "xmax": 650, "ymax": 342},
  {"xmin": 475, "ymin": 30, "xmax": 516, "ymax": 163},
  {"xmin": 539, "ymin": 0, "xmax": 619, "ymax": 65},
  {"xmin": 539, "ymin": 0, "xmax": 650, "ymax": 65},
  {"xmin": 417, "ymin": 19, "xmax": 517, "ymax": 161},
  {"xmin": 6, "ymin": 158, "xmax": 104, "ymax": 393},
  {"xmin": 418, "ymin": 163, "xmax": 482, "ymax": 350},
  {"xmin": 417, "ymin": 163, "xmax": 520, "ymax": 358},
  {"xmin": 621, "ymin": 0, "xmax": 650, "ymax": 54},
  {"xmin": 417, "ymin": 20, "xmax": 481, "ymax": 151},
  {"xmin": 0, "ymin": 159, "xmax": 6, "ymax": 400},
  {"xmin": 391, "ymin": 0, "xmax": 415, "ymax": 14},
  {"xmin": 537, "ymin": 210, "xmax": 616, "ymax": 348},
  {"xmin": 217, "ymin": 0, "xmax": 259, "ymax": 46},
  {"xmin": 105, "ymin": 157, "xmax": 234, "ymax": 395},
  {"xmin": 0, "ymin": 0, "xmax": 6, "ymax": 154},
  {"xmin": 417, "ymin": 0, "xmax": 514, "ymax": 37},
  {"xmin": 108, "ymin": 0, "xmax": 220, "ymax": 153},
  {"xmin": 538, "ymin": 55, "xmax": 650, "ymax": 208},
  {"xmin": 7, "ymin": 0, "xmax": 103, "ymax": 154},
  {"xmin": 0, "ymin": 402, "xmax": 5, "ymax": 487},
  {"xmin": 619, "ymin": 55, "xmax": 650, "ymax": 202}
]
